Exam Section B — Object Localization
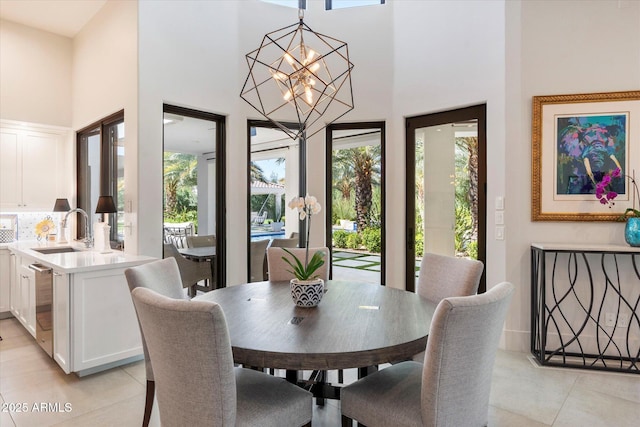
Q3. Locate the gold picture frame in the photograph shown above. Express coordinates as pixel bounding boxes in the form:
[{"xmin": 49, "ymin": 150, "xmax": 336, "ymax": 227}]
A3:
[{"xmin": 532, "ymin": 90, "xmax": 640, "ymax": 221}]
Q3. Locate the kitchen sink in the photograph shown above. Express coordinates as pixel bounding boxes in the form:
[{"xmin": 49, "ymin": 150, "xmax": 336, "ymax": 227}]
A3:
[{"xmin": 31, "ymin": 247, "xmax": 80, "ymax": 254}]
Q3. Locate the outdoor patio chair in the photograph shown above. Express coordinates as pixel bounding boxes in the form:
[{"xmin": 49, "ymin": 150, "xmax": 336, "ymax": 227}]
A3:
[{"xmin": 252, "ymin": 211, "xmax": 268, "ymax": 225}]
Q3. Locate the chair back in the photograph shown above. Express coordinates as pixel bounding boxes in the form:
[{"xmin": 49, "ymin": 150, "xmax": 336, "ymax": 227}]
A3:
[
  {"xmin": 163, "ymin": 243, "xmax": 212, "ymax": 288},
  {"xmin": 267, "ymin": 247, "xmax": 330, "ymax": 281},
  {"xmin": 124, "ymin": 258, "xmax": 186, "ymax": 381},
  {"xmin": 131, "ymin": 287, "xmax": 237, "ymax": 426},
  {"xmin": 163, "ymin": 222, "xmax": 193, "ymax": 249},
  {"xmin": 269, "ymin": 237, "xmax": 298, "ymax": 248},
  {"xmin": 249, "ymin": 239, "xmax": 270, "ymax": 282},
  {"xmin": 187, "ymin": 234, "xmax": 216, "ymax": 248},
  {"xmin": 421, "ymin": 282, "xmax": 514, "ymax": 427},
  {"xmin": 417, "ymin": 252, "xmax": 483, "ymax": 303}
]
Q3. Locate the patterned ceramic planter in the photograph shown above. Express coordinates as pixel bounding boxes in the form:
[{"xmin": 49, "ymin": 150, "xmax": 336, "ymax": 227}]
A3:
[
  {"xmin": 625, "ymin": 217, "xmax": 640, "ymax": 247},
  {"xmin": 290, "ymin": 279, "xmax": 324, "ymax": 307}
]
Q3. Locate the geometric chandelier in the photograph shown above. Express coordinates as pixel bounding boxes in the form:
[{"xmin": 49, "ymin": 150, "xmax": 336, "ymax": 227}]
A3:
[{"xmin": 240, "ymin": 8, "xmax": 354, "ymax": 141}]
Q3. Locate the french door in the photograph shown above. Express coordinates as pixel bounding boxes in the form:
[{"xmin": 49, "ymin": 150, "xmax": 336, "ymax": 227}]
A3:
[{"xmin": 405, "ymin": 105, "xmax": 486, "ymax": 293}]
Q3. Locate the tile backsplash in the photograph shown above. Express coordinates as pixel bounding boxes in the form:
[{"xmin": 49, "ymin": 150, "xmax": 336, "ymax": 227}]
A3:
[{"xmin": 1, "ymin": 212, "xmax": 67, "ymax": 241}]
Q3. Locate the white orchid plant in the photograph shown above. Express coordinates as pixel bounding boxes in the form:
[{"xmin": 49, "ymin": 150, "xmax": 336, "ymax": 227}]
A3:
[{"xmin": 282, "ymin": 194, "xmax": 325, "ymax": 281}]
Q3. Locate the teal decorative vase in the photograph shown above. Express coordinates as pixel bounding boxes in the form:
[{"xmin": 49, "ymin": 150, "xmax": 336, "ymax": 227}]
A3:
[{"xmin": 625, "ymin": 217, "xmax": 640, "ymax": 247}]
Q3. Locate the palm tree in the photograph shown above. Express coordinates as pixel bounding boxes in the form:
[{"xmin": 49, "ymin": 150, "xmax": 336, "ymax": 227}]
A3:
[
  {"xmin": 455, "ymin": 136, "xmax": 478, "ymax": 243},
  {"xmin": 164, "ymin": 152, "xmax": 197, "ymax": 217},
  {"xmin": 250, "ymin": 161, "xmax": 268, "ymax": 183}
]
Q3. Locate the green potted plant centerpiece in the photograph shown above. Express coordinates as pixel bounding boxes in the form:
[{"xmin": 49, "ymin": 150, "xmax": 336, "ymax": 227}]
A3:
[{"xmin": 283, "ymin": 194, "xmax": 326, "ymax": 307}]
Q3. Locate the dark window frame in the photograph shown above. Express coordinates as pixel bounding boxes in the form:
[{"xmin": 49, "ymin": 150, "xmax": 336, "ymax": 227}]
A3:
[
  {"xmin": 325, "ymin": 121, "xmax": 386, "ymax": 285},
  {"xmin": 76, "ymin": 110, "xmax": 124, "ymax": 243},
  {"xmin": 163, "ymin": 104, "xmax": 227, "ymax": 288}
]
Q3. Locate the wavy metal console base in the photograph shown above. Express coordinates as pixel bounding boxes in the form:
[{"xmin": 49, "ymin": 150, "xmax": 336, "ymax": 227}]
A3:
[{"xmin": 531, "ymin": 243, "xmax": 640, "ymax": 374}]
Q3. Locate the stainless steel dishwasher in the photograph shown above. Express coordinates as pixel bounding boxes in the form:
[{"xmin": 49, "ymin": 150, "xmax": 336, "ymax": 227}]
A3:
[{"xmin": 30, "ymin": 263, "xmax": 53, "ymax": 357}]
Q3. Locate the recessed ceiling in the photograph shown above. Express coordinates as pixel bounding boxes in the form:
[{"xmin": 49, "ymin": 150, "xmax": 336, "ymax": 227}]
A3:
[{"xmin": 0, "ymin": 0, "xmax": 107, "ymax": 38}]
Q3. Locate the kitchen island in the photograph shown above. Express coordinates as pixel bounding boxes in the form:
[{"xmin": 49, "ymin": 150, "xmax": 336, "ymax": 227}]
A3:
[{"xmin": 6, "ymin": 241, "xmax": 156, "ymax": 376}]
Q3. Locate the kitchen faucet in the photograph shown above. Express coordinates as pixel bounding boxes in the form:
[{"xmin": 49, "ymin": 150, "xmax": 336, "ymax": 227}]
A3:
[{"xmin": 62, "ymin": 208, "xmax": 93, "ymax": 248}]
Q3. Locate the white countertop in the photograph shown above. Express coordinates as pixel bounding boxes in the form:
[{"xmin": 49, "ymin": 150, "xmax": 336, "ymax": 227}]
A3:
[
  {"xmin": 531, "ymin": 242, "xmax": 640, "ymax": 253},
  {"xmin": 7, "ymin": 240, "xmax": 157, "ymax": 273}
]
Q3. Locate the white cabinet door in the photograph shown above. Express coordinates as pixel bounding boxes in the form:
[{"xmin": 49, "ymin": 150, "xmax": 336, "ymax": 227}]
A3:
[
  {"xmin": 0, "ymin": 125, "xmax": 66, "ymax": 210},
  {"xmin": 53, "ymin": 270, "xmax": 70, "ymax": 373},
  {"xmin": 71, "ymin": 268, "xmax": 142, "ymax": 372},
  {"xmin": 0, "ymin": 130, "xmax": 21, "ymax": 208},
  {"xmin": 19, "ymin": 264, "xmax": 36, "ymax": 336},
  {"xmin": 9, "ymin": 253, "xmax": 19, "ymax": 318},
  {"xmin": 0, "ymin": 249, "xmax": 10, "ymax": 315}
]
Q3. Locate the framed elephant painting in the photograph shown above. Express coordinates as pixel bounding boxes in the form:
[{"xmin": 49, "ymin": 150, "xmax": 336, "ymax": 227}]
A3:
[{"xmin": 532, "ymin": 90, "xmax": 640, "ymax": 221}]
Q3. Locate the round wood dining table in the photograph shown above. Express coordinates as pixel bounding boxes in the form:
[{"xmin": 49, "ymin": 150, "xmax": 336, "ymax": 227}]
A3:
[{"xmin": 193, "ymin": 280, "xmax": 437, "ymax": 371}]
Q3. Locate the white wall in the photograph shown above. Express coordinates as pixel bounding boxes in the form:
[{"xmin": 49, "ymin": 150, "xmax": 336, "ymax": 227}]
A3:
[
  {"xmin": 504, "ymin": 0, "xmax": 640, "ymax": 350},
  {"xmin": 391, "ymin": 0, "xmax": 507, "ymax": 293},
  {"xmin": 72, "ymin": 0, "xmax": 138, "ymax": 251},
  {"xmin": 138, "ymin": 0, "xmax": 243, "ymax": 265},
  {"xmin": 0, "ymin": 19, "xmax": 72, "ymax": 127}
]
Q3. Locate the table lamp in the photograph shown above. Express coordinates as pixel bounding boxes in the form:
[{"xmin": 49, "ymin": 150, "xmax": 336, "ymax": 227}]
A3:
[
  {"xmin": 95, "ymin": 196, "xmax": 116, "ymax": 253},
  {"xmin": 53, "ymin": 198, "xmax": 71, "ymax": 244}
]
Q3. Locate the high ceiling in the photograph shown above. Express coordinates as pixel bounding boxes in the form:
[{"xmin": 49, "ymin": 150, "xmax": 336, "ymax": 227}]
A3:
[{"xmin": 0, "ymin": 0, "xmax": 106, "ymax": 38}]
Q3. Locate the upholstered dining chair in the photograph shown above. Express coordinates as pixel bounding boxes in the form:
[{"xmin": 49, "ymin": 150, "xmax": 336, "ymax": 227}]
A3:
[
  {"xmin": 267, "ymin": 247, "xmax": 330, "ymax": 282},
  {"xmin": 124, "ymin": 257, "xmax": 186, "ymax": 427},
  {"xmin": 186, "ymin": 234, "xmax": 216, "ymax": 248},
  {"xmin": 412, "ymin": 253, "xmax": 484, "ymax": 363},
  {"xmin": 250, "ymin": 239, "xmax": 270, "ymax": 282},
  {"xmin": 417, "ymin": 252, "xmax": 484, "ymax": 303},
  {"xmin": 269, "ymin": 237, "xmax": 299, "ymax": 249},
  {"xmin": 163, "ymin": 243, "xmax": 212, "ymax": 297},
  {"xmin": 341, "ymin": 281, "xmax": 515, "ymax": 427},
  {"xmin": 131, "ymin": 287, "xmax": 313, "ymax": 427}
]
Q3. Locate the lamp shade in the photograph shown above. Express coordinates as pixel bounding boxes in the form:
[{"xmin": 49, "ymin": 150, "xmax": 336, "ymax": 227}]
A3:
[
  {"xmin": 95, "ymin": 196, "xmax": 117, "ymax": 214},
  {"xmin": 53, "ymin": 198, "xmax": 71, "ymax": 212}
]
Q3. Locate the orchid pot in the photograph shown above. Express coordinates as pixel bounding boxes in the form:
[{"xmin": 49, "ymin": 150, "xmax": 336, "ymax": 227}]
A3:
[{"xmin": 290, "ymin": 278, "xmax": 324, "ymax": 307}]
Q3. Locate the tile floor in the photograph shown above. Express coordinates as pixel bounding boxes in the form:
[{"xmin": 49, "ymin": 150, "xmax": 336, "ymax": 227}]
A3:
[{"xmin": 1, "ymin": 317, "xmax": 639, "ymax": 426}]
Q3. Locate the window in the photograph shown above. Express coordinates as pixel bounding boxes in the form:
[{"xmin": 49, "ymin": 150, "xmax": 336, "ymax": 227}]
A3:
[
  {"xmin": 261, "ymin": 0, "xmax": 306, "ymax": 9},
  {"xmin": 326, "ymin": 0, "xmax": 384, "ymax": 10},
  {"xmin": 76, "ymin": 111, "xmax": 124, "ymax": 244}
]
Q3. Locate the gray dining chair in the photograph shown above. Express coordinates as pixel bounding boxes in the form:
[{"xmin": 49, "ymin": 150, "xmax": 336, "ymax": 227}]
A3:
[
  {"xmin": 269, "ymin": 237, "xmax": 299, "ymax": 248},
  {"xmin": 124, "ymin": 257, "xmax": 186, "ymax": 427},
  {"xmin": 267, "ymin": 246, "xmax": 330, "ymax": 282},
  {"xmin": 131, "ymin": 287, "xmax": 313, "ymax": 427},
  {"xmin": 250, "ymin": 239, "xmax": 270, "ymax": 282},
  {"xmin": 341, "ymin": 281, "xmax": 515, "ymax": 427},
  {"xmin": 186, "ymin": 234, "xmax": 216, "ymax": 248},
  {"xmin": 412, "ymin": 253, "xmax": 484, "ymax": 363},
  {"xmin": 163, "ymin": 243, "xmax": 212, "ymax": 297}
]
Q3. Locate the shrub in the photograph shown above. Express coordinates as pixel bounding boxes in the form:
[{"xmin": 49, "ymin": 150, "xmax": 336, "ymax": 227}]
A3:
[
  {"xmin": 346, "ymin": 232, "xmax": 362, "ymax": 250},
  {"xmin": 415, "ymin": 232, "xmax": 424, "ymax": 258},
  {"xmin": 361, "ymin": 227, "xmax": 381, "ymax": 253},
  {"xmin": 333, "ymin": 230, "xmax": 349, "ymax": 248}
]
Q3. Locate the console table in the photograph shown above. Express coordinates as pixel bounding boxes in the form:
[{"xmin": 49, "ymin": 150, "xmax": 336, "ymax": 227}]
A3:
[{"xmin": 531, "ymin": 243, "xmax": 640, "ymax": 374}]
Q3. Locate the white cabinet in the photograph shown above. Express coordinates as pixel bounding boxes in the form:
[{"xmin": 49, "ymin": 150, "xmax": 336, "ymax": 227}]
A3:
[
  {"xmin": 71, "ymin": 267, "xmax": 142, "ymax": 373},
  {"xmin": 9, "ymin": 252, "xmax": 19, "ymax": 318},
  {"xmin": 19, "ymin": 263, "xmax": 36, "ymax": 337},
  {"xmin": 10, "ymin": 255, "xmax": 36, "ymax": 337},
  {"xmin": 0, "ymin": 125, "xmax": 67, "ymax": 210},
  {"xmin": 53, "ymin": 269, "xmax": 70, "ymax": 373},
  {"xmin": 0, "ymin": 248, "xmax": 10, "ymax": 316}
]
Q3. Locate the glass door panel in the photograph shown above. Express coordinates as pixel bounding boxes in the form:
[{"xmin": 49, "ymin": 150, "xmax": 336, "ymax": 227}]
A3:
[
  {"xmin": 327, "ymin": 123, "xmax": 385, "ymax": 285},
  {"xmin": 163, "ymin": 105, "xmax": 225, "ymax": 288},
  {"xmin": 248, "ymin": 121, "xmax": 300, "ymax": 282},
  {"xmin": 406, "ymin": 106, "xmax": 486, "ymax": 292}
]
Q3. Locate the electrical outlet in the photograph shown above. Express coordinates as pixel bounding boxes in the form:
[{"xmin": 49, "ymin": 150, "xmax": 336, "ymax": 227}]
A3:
[
  {"xmin": 604, "ymin": 312, "xmax": 616, "ymax": 327},
  {"xmin": 619, "ymin": 314, "xmax": 629, "ymax": 328}
]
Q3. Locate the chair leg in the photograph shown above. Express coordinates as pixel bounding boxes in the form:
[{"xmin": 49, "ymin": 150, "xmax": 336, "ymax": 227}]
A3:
[
  {"xmin": 338, "ymin": 369, "xmax": 344, "ymax": 383},
  {"xmin": 143, "ymin": 380, "xmax": 155, "ymax": 427},
  {"xmin": 341, "ymin": 415, "xmax": 352, "ymax": 426}
]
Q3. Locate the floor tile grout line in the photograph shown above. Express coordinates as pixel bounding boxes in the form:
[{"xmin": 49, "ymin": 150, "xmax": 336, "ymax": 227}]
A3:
[{"xmin": 549, "ymin": 372, "xmax": 580, "ymax": 427}]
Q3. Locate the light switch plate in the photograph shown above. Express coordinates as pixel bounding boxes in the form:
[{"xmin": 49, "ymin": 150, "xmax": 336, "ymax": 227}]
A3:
[
  {"xmin": 495, "ymin": 196, "xmax": 504, "ymax": 210},
  {"xmin": 495, "ymin": 226, "xmax": 505, "ymax": 240},
  {"xmin": 495, "ymin": 211, "xmax": 504, "ymax": 225}
]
